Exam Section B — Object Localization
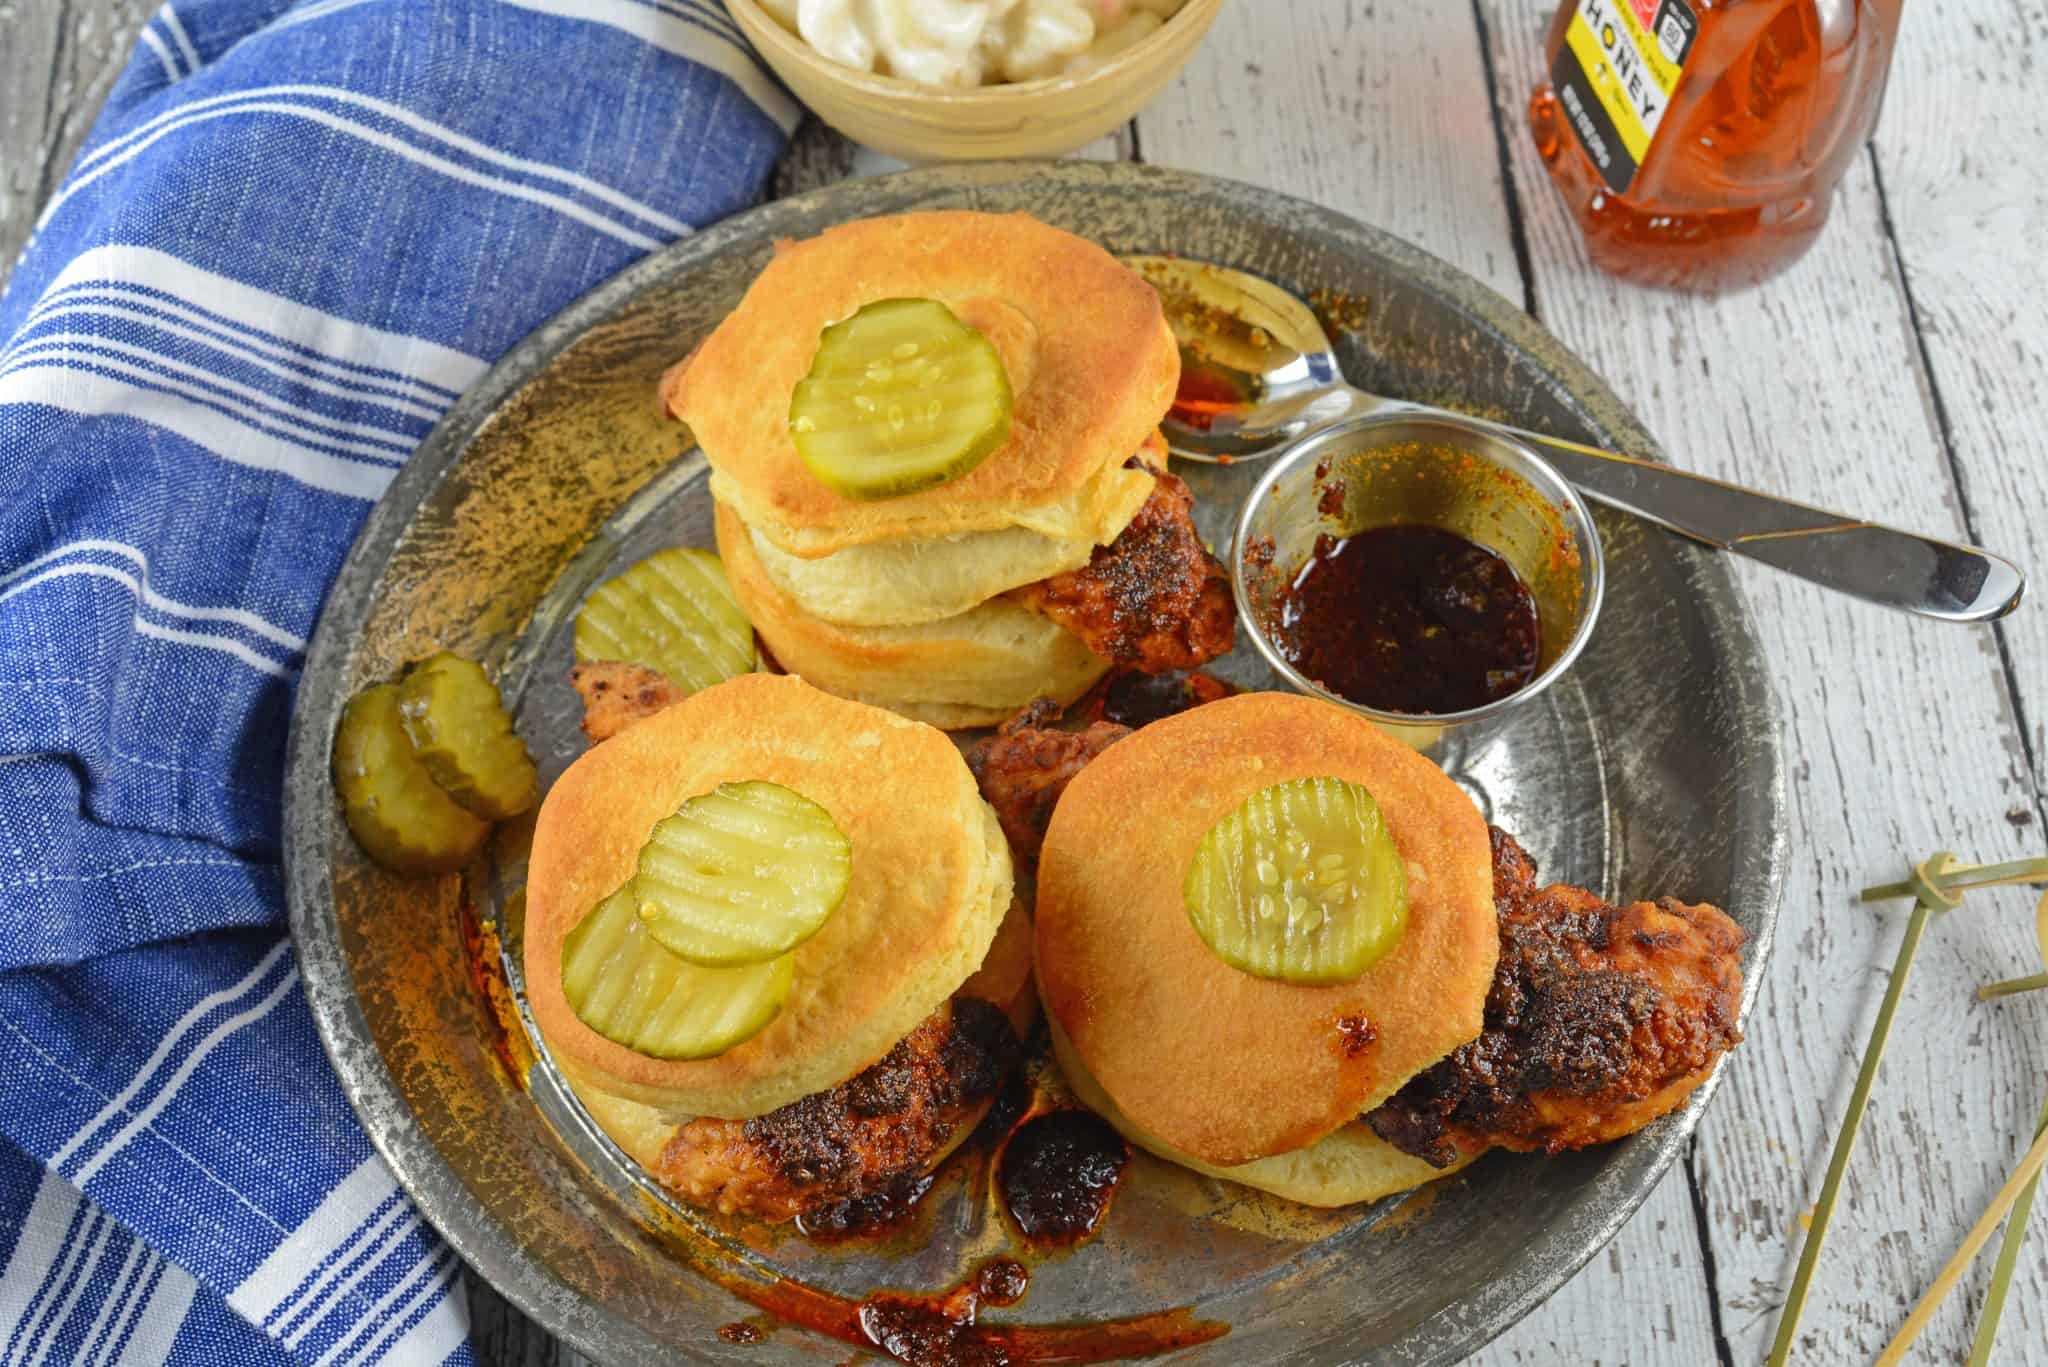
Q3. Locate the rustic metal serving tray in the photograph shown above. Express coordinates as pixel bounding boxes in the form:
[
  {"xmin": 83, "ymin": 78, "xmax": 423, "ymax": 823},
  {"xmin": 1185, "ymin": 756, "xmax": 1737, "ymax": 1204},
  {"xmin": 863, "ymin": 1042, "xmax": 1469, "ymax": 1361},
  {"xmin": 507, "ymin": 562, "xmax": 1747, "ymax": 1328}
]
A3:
[{"xmin": 283, "ymin": 162, "xmax": 1787, "ymax": 1366}]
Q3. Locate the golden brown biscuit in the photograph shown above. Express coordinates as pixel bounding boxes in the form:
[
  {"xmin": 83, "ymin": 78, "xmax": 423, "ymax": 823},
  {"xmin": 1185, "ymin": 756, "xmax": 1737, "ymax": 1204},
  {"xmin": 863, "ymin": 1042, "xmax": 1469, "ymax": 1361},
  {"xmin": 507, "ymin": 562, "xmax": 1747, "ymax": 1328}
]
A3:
[
  {"xmin": 717, "ymin": 501, "xmax": 1110, "ymax": 728},
  {"xmin": 1035, "ymin": 692, "xmax": 1499, "ymax": 1168},
  {"xmin": 740, "ymin": 430, "xmax": 1166, "ymax": 628},
  {"xmin": 525, "ymin": 673, "xmax": 1012, "ymax": 1118},
  {"xmin": 666, "ymin": 211, "xmax": 1177, "ymax": 558}
]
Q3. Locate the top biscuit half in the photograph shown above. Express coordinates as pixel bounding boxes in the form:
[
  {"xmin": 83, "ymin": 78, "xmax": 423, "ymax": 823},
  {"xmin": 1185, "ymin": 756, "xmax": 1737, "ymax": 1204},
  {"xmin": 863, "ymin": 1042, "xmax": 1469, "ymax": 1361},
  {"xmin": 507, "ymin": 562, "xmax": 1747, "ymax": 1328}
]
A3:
[{"xmin": 664, "ymin": 211, "xmax": 1180, "ymax": 559}]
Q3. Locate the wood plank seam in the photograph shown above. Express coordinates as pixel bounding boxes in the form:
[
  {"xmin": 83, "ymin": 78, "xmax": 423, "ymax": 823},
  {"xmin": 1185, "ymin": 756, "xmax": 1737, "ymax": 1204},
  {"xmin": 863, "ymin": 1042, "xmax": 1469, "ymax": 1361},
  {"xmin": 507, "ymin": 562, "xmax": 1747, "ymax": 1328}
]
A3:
[
  {"xmin": 1683, "ymin": 1134, "xmax": 1740, "ymax": 1367},
  {"xmin": 32, "ymin": 9, "xmax": 78, "ymax": 216},
  {"xmin": 1465, "ymin": 0, "xmax": 1540, "ymax": 319}
]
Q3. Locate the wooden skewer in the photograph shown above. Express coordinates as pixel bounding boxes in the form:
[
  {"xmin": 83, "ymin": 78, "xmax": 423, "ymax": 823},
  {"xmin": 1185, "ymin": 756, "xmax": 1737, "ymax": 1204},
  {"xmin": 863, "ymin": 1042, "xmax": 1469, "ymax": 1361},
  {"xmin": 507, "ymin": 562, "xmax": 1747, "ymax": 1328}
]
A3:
[
  {"xmin": 1876, "ymin": 1120, "xmax": 2048, "ymax": 1366},
  {"xmin": 1771, "ymin": 859, "xmax": 2048, "ymax": 1365},
  {"xmin": 1963, "ymin": 887, "xmax": 2048, "ymax": 1364},
  {"xmin": 1977, "ymin": 970, "xmax": 2048, "ymax": 1000},
  {"xmin": 1966, "ymin": 1091, "xmax": 2048, "ymax": 1366},
  {"xmin": 1766, "ymin": 881, "xmax": 1942, "ymax": 1367}
]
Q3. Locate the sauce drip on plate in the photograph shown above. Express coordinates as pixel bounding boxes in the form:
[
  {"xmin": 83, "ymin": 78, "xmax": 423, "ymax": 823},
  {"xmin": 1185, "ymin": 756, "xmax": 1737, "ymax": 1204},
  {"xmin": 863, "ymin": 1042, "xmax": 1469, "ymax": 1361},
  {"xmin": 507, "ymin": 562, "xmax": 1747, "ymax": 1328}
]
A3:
[
  {"xmin": 857, "ymin": 1260, "xmax": 1033, "ymax": 1367},
  {"xmin": 1274, "ymin": 525, "xmax": 1540, "ymax": 715},
  {"xmin": 997, "ymin": 1110, "xmax": 1130, "ymax": 1248}
]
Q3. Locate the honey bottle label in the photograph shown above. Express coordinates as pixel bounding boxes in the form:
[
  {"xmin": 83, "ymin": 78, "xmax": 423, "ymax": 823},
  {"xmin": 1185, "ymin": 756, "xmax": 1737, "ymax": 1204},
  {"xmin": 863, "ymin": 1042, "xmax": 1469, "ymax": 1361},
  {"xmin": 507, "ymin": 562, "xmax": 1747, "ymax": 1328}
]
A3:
[{"xmin": 1550, "ymin": 0, "xmax": 1699, "ymax": 193}]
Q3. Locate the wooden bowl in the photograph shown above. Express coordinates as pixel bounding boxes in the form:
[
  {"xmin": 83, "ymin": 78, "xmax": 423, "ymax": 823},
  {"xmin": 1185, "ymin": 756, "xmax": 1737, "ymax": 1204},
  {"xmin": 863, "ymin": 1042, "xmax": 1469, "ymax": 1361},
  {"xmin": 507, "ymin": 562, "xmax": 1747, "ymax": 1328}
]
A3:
[{"xmin": 724, "ymin": 0, "xmax": 1224, "ymax": 161}]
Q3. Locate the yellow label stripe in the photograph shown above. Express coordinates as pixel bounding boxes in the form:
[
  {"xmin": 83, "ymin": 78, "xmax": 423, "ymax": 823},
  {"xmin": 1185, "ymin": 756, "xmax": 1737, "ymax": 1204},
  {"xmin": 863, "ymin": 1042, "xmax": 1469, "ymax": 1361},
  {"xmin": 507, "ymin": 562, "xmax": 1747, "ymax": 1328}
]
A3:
[{"xmin": 1564, "ymin": 11, "xmax": 1651, "ymax": 163}]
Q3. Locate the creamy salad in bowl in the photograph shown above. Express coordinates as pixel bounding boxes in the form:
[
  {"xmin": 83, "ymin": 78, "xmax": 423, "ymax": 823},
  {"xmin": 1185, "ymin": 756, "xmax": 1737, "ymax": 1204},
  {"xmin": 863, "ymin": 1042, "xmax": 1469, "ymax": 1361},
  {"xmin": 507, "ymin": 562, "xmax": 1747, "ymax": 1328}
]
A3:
[{"xmin": 755, "ymin": 0, "xmax": 1191, "ymax": 87}]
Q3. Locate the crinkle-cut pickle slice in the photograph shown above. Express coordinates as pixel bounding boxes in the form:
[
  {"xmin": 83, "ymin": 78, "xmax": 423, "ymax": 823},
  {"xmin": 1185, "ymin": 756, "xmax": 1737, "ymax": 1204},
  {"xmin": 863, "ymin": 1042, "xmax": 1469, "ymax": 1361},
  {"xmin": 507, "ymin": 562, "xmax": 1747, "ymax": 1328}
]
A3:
[
  {"xmin": 789, "ymin": 297, "xmax": 1013, "ymax": 501},
  {"xmin": 331, "ymin": 682, "xmax": 491, "ymax": 875},
  {"xmin": 562, "ymin": 885, "xmax": 793, "ymax": 1060},
  {"xmin": 396, "ymin": 651, "xmax": 537, "ymax": 821},
  {"xmin": 634, "ymin": 780, "xmax": 851, "ymax": 967},
  {"xmin": 573, "ymin": 548, "xmax": 756, "ymax": 696},
  {"xmin": 1184, "ymin": 776, "xmax": 1408, "ymax": 986}
]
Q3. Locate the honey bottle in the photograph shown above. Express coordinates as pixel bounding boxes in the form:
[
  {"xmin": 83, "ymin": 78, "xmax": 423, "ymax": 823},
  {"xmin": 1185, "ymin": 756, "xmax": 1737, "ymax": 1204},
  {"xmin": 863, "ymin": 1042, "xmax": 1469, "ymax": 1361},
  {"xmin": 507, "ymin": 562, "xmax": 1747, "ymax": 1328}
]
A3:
[{"xmin": 1529, "ymin": 0, "xmax": 1905, "ymax": 291}]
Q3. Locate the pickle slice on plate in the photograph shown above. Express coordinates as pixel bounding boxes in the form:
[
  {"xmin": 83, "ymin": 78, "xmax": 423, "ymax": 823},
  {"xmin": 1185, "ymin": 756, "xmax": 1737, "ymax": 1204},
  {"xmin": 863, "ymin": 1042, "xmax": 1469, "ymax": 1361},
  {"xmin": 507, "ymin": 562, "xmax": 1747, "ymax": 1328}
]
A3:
[
  {"xmin": 573, "ymin": 548, "xmax": 755, "ymax": 696},
  {"xmin": 789, "ymin": 297, "xmax": 1013, "ymax": 500},
  {"xmin": 331, "ymin": 682, "xmax": 491, "ymax": 875},
  {"xmin": 635, "ymin": 780, "xmax": 851, "ymax": 967},
  {"xmin": 397, "ymin": 651, "xmax": 537, "ymax": 820},
  {"xmin": 561, "ymin": 884, "xmax": 792, "ymax": 1059},
  {"xmin": 1184, "ymin": 776, "xmax": 1408, "ymax": 985}
]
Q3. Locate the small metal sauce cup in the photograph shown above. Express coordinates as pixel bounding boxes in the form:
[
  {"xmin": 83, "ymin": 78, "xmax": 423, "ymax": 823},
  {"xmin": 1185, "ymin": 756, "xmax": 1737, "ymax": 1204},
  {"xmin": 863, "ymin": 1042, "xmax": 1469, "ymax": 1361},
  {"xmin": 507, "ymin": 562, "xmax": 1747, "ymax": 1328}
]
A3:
[{"xmin": 1231, "ymin": 411, "xmax": 1606, "ymax": 754}]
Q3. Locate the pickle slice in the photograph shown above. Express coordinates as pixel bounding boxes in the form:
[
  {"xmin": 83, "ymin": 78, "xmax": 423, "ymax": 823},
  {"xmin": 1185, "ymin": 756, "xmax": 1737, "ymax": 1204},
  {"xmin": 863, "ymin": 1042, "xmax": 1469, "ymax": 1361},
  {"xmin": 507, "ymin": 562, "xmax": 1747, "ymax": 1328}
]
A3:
[
  {"xmin": 789, "ymin": 298, "xmax": 1013, "ymax": 500},
  {"xmin": 573, "ymin": 548, "xmax": 756, "ymax": 696},
  {"xmin": 331, "ymin": 683, "xmax": 491, "ymax": 875},
  {"xmin": 562, "ymin": 885, "xmax": 793, "ymax": 1060},
  {"xmin": 397, "ymin": 651, "xmax": 537, "ymax": 820},
  {"xmin": 634, "ymin": 781, "xmax": 851, "ymax": 967},
  {"xmin": 1184, "ymin": 776, "xmax": 1408, "ymax": 985}
]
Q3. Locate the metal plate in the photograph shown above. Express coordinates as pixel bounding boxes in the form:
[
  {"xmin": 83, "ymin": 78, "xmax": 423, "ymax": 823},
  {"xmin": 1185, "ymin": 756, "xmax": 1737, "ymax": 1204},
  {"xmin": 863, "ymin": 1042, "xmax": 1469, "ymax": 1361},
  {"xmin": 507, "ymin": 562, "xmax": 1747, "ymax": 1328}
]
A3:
[{"xmin": 283, "ymin": 162, "xmax": 1786, "ymax": 1366}]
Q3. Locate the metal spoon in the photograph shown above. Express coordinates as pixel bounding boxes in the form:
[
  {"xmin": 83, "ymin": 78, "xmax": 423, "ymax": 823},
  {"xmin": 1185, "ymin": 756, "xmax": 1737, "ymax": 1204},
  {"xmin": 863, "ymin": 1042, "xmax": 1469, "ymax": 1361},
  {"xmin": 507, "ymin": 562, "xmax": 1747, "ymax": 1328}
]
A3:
[{"xmin": 1126, "ymin": 255, "xmax": 2026, "ymax": 624}]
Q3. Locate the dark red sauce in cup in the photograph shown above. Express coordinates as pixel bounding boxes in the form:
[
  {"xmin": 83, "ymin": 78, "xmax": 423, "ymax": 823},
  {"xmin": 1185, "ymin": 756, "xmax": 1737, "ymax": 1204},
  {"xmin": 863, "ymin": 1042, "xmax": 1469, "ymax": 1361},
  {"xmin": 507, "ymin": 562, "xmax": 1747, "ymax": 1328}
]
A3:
[{"xmin": 1274, "ymin": 525, "xmax": 1540, "ymax": 715}]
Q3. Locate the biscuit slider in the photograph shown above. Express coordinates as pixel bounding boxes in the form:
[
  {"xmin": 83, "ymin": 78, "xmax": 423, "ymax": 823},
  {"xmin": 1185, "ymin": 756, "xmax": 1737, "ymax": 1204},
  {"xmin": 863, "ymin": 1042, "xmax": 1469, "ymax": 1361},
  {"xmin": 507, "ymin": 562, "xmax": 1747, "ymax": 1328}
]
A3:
[
  {"xmin": 1036, "ymin": 692, "xmax": 1747, "ymax": 1206},
  {"xmin": 524, "ymin": 673, "xmax": 1033, "ymax": 1222},
  {"xmin": 664, "ymin": 210, "xmax": 1234, "ymax": 729}
]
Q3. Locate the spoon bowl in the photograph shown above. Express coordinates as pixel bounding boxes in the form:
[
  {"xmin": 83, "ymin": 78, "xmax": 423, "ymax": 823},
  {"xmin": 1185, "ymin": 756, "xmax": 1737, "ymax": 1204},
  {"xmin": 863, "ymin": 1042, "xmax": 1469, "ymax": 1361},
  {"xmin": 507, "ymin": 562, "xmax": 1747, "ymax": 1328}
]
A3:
[{"xmin": 1125, "ymin": 254, "xmax": 1374, "ymax": 459}]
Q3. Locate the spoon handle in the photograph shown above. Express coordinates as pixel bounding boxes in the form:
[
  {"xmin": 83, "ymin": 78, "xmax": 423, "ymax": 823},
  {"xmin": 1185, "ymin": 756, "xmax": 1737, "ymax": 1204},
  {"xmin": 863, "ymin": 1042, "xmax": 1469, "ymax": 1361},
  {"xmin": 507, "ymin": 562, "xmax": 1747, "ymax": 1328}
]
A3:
[{"xmin": 1503, "ymin": 427, "xmax": 2025, "ymax": 623}]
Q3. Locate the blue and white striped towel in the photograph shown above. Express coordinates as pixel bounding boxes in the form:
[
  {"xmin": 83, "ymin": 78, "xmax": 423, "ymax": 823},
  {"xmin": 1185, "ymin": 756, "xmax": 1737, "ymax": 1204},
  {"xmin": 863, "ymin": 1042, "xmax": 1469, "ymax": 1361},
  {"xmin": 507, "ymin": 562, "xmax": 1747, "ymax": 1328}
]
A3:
[{"xmin": 0, "ymin": 2, "xmax": 793, "ymax": 1361}]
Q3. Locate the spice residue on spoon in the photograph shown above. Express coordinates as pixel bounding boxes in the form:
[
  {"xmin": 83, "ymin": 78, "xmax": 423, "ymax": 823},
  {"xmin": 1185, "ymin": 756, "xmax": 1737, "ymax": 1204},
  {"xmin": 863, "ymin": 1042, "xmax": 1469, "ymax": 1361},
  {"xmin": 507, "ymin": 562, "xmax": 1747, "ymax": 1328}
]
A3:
[
  {"xmin": 1273, "ymin": 525, "xmax": 1541, "ymax": 715},
  {"xmin": 1169, "ymin": 349, "xmax": 1264, "ymax": 433}
]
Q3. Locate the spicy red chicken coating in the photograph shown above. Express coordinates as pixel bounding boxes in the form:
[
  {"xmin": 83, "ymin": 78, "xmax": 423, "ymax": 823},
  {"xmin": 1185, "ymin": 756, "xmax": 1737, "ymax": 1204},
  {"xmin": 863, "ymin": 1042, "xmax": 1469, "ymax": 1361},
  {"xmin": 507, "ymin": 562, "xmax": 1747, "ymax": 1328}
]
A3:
[
  {"xmin": 1365, "ymin": 828, "xmax": 1745, "ymax": 1167},
  {"xmin": 1008, "ymin": 462, "xmax": 1235, "ymax": 673}
]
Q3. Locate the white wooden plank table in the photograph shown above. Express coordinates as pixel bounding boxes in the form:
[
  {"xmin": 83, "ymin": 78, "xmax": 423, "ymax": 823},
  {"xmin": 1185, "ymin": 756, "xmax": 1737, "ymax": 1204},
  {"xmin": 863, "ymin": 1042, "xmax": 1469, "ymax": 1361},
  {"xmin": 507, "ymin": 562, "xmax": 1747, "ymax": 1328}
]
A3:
[{"xmin": 5, "ymin": 2, "xmax": 2045, "ymax": 1363}]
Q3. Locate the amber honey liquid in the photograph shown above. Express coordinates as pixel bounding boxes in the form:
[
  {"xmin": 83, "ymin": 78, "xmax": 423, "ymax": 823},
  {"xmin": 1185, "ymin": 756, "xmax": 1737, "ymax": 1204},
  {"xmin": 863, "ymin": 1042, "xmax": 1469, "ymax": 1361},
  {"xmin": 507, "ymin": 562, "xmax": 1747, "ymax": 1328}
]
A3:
[{"xmin": 1530, "ymin": 0, "xmax": 1904, "ymax": 291}]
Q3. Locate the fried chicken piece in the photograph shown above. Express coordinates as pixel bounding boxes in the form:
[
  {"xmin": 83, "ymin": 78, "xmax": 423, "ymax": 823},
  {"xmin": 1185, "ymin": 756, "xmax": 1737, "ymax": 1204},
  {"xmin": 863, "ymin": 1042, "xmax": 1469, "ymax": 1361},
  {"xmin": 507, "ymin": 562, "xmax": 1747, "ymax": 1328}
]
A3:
[
  {"xmin": 967, "ymin": 704, "xmax": 1131, "ymax": 869},
  {"xmin": 969, "ymin": 676, "xmax": 1236, "ymax": 867},
  {"xmin": 1366, "ymin": 828, "xmax": 1745, "ymax": 1168},
  {"xmin": 570, "ymin": 661, "xmax": 683, "ymax": 741},
  {"xmin": 655, "ymin": 999, "xmax": 1019, "ymax": 1222},
  {"xmin": 1008, "ymin": 463, "xmax": 1236, "ymax": 673}
]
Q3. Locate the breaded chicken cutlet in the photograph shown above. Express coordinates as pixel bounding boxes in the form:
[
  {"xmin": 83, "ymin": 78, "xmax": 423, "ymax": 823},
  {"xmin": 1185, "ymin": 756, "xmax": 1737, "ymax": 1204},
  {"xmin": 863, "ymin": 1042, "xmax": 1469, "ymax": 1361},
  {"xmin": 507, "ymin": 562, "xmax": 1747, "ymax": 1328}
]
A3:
[
  {"xmin": 1364, "ymin": 828, "xmax": 1744, "ymax": 1165},
  {"xmin": 654, "ymin": 999, "xmax": 1018, "ymax": 1222},
  {"xmin": 966, "ymin": 701, "xmax": 1131, "ymax": 873},
  {"xmin": 571, "ymin": 661, "xmax": 683, "ymax": 743},
  {"xmin": 1008, "ymin": 460, "xmax": 1236, "ymax": 673}
]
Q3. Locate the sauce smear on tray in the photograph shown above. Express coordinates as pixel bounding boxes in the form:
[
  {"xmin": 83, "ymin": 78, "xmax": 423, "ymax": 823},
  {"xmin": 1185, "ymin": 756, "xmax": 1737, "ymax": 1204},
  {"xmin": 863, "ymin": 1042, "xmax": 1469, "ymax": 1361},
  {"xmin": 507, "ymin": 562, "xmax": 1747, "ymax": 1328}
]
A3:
[
  {"xmin": 997, "ymin": 1110, "xmax": 1130, "ymax": 1247},
  {"xmin": 1274, "ymin": 525, "xmax": 1540, "ymax": 714}
]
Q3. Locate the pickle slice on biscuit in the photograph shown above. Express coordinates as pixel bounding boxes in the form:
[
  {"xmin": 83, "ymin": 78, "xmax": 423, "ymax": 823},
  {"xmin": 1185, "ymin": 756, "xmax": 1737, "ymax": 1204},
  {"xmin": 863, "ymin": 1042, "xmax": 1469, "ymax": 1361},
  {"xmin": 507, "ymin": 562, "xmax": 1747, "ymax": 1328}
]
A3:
[
  {"xmin": 634, "ymin": 781, "xmax": 850, "ymax": 967},
  {"xmin": 332, "ymin": 682, "xmax": 492, "ymax": 875},
  {"xmin": 789, "ymin": 297, "xmax": 1013, "ymax": 501},
  {"xmin": 1184, "ymin": 776, "xmax": 1407, "ymax": 985},
  {"xmin": 397, "ymin": 651, "xmax": 537, "ymax": 820},
  {"xmin": 561, "ymin": 884, "xmax": 792, "ymax": 1060},
  {"xmin": 574, "ymin": 548, "xmax": 755, "ymax": 697}
]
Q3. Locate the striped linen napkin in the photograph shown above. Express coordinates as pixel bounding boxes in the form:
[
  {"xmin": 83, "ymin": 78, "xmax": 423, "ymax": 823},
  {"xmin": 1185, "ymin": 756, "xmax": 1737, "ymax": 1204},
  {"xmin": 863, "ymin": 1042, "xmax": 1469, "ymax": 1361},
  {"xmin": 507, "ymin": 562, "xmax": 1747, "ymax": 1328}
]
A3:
[{"xmin": 0, "ymin": 2, "xmax": 794, "ymax": 1361}]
